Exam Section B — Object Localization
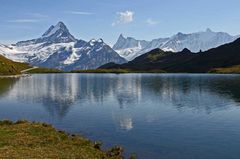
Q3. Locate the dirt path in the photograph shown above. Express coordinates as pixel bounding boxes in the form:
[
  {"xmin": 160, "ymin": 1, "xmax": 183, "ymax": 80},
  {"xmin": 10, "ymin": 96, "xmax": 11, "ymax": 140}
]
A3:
[
  {"xmin": 0, "ymin": 67, "xmax": 38, "ymax": 78},
  {"xmin": 20, "ymin": 66, "xmax": 38, "ymax": 73}
]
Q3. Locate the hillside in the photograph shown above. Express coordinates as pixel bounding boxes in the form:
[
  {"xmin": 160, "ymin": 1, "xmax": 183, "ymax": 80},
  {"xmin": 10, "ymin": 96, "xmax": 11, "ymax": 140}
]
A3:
[
  {"xmin": 100, "ymin": 38, "xmax": 240, "ymax": 73},
  {"xmin": 209, "ymin": 65, "xmax": 240, "ymax": 74},
  {"xmin": 0, "ymin": 55, "xmax": 30, "ymax": 75}
]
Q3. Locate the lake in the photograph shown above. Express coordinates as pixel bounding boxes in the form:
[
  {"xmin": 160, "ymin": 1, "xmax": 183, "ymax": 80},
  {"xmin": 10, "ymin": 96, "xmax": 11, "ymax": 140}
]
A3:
[{"xmin": 0, "ymin": 74, "xmax": 240, "ymax": 159}]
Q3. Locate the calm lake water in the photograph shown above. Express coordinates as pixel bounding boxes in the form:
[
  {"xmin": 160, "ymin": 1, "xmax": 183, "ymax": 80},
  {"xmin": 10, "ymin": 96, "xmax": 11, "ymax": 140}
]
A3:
[{"xmin": 0, "ymin": 74, "xmax": 240, "ymax": 159}]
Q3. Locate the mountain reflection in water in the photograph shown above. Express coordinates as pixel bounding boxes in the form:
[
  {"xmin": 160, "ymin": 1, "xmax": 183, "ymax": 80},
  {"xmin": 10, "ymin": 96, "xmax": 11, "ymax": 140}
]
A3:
[
  {"xmin": 0, "ymin": 74, "xmax": 240, "ymax": 119},
  {"xmin": 1, "ymin": 74, "xmax": 240, "ymax": 159}
]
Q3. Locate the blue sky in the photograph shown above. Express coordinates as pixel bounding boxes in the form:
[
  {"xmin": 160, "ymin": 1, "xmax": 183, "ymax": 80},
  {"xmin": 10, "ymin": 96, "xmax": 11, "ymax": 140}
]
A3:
[{"xmin": 0, "ymin": 0, "xmax": 240, "ymax": 45}]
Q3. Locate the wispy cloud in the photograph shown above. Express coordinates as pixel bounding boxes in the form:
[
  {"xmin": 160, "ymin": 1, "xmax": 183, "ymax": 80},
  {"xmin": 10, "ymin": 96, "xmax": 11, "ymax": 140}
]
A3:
[
  {"xmin": 28, "ymin": 13, "xmax": 49, "ymax": 18},
  {"xmin": 0, "ymin": 24, "xmax": 33, "ymax": 29},
  {"xmin": 65, "ymin": 11, "xmax": 94, "ymax": 15},
  {"xmin": 6, "ymin": 12, "xmax": 48, "ymax": 23},
  {"xmin": 146, "ymin": 18, "xmax": 159, "ymax": 26},
  {"xmin": 7, "ymin": 19, "xmax": 42, "ymax": 23},
  {"xmin": 112, "ymin": 10, "xmax": 134, "ymax": 26}
]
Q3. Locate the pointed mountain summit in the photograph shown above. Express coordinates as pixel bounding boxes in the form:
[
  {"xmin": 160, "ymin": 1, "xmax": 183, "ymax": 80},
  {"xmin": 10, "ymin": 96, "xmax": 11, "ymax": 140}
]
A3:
[
  {"xmin": 41, "ymin": 21, "xmax": 73, "ymax": 38},
  {"xmin": 16, "ymin": 22, "xmax": 76, "ymax": 46},
  {"xmin": 41, "ymin": 22, "xmax": 76, "ymax": 43},
  {"xmin": 118, "ymin": 34, "xmax": 125, "ymax": 41},
  {"xmin": 112, "ymin": 34, "xmax": 127, "ymax": 50},
  {"xmin": 42, "ymin": 22, "xmax": 69, "ymax": 37},
  {"xmin": 113, "ymin": 34, "xmax": 149, "ymax": 50},
  {"xmin": 42, "ymin": 25, "xmax": 55, "ymax": 37},
  {"xmin": 113, "ymin": 34, "xmax": 150, "ymax": 60},
  {"xmin": 206, "ymin": 28, "xmax": 213, "ymax": 32}
]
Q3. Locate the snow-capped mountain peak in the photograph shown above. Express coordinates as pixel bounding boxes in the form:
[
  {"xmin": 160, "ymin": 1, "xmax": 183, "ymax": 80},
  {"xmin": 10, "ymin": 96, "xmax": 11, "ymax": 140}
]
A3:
[
  {"xmin": 118, "ymin": 34, "xmax": 125, "ymax": 41},
  {"xmin": 40, "ymin": 21, "xmax": 76, "ymax": 43},
  {"xmin": 0, "ymin": 22, "xmax": 126, "ymax": 70},
  {"xmin": 113, "ymin": 29, "xmax": 239, "ymax": 61},
  {"xmin": 16, "ymin": 22, "xmax": 76, "ymax": 47},
  {"xmin": 42, "ymin": 25, "xmax": 54, "ymax": 37},
  {"xmin": 113, "ymin": 34, "xmax": 150, "ymax": 60},
  {"xmin": 85, "ymin": 39, "xmax": 107, "ymax": 53},
  {"xmin": 89, "ymin": 38, "xmax": 102, "ymax": 44},
  {"xmin": 97, "ymin": 38, "xmax": 104, "ymax": 43},
  {"xmin": 42, "ymin": 22, "xmax": 70, "ymax": 38},
  {"xmin": 113, "ymin": 34, "xmax": 148, "ymax": 50}
]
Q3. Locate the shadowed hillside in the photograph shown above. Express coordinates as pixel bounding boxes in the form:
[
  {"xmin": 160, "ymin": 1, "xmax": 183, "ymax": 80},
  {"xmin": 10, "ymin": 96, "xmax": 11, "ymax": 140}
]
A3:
[{"xmin": 100, "ymin": 38, "xmax": 240, "ymax": 73}]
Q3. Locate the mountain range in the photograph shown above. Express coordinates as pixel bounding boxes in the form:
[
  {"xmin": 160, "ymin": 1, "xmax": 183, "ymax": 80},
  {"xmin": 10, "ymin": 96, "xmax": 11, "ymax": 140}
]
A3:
[
  {"xmin": 1, "ymin": 23, "xmax": 240, "ymax": 72},
  {"xmin": 113, "ymin": 29, "xmax": 239, "ymax": 61},
  {"xmin": 0, "ymin": 22, "xmax": 126, "ymax": 71},
  {"xmin": 101, "ymin": 37, "xmax": 240, "ymax": 73}
]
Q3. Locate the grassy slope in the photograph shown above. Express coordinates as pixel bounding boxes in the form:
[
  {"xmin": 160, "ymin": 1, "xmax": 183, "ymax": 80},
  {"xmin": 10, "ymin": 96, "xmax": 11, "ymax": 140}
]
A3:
[
  {"xmin": 209, "ymin": 65, "xmax": 240, "ymax": 74},
  {"xmin": 0, "ymin": 55, "xmax": 30, "ymax": 75},
  {"xmin": 0, "ymin": 120, "xmax": 128, "ymax": 159}
]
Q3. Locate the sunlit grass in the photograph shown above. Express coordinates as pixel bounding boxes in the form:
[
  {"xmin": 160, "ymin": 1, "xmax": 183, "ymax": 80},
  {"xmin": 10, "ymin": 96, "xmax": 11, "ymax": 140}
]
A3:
[
  {"xmin": 0, "ymin": 120, "xmax": 129, "ymax": 159},
  {"xmin": 209, "ymin": 65, "xmax": 240, "ymax": 74},
  {"xmin": 0, "ymin": 55, "xmax": 30, "ymax": 75}
]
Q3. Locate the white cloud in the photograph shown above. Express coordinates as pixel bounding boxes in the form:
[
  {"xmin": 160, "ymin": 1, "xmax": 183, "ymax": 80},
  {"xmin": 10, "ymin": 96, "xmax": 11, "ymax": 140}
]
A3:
[
  {"xmin": 146, "ymin": 18, "xmax": 159, "ymax": 26},
  {"xmin": 112, "ymin": 10, "xmax": 134, "ymax": 26},
  {"xmin": 65, "ymin": 11, "xmax": 94, "ymax": 15},
  {"xmin": 7, "ymin": 19, "xmax": 42, "ymax": 23}
]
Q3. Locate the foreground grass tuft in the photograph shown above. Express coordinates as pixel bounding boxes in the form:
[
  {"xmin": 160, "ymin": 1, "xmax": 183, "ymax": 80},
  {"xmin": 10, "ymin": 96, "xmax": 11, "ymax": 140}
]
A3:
[{"xmin": 0, "ymin": 120, "xmax": 130, "ymax": 159}]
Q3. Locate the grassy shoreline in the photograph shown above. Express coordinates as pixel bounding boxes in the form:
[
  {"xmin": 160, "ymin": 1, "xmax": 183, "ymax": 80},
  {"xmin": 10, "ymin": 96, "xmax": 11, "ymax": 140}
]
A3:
[
  {"xmin": 3, "ymin": 66, "xmax": 240, "ymax": 76},
  {"xmin": 0, "ymin": 120, "xmax": 135, "ymax": 159},
  {"xmin": 0, "ymin": 74, "xmax": 30, "ymax": 78},
  {"xmin": 71, "ymin": 69, "xmax": 166, "ymax": 74}
]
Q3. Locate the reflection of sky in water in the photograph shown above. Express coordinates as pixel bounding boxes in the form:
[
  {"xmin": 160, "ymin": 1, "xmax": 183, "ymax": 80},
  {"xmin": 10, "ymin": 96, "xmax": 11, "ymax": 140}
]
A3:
[{"xmin": 1, "ymin": 74, "xmax": 240, "ymax": 159}]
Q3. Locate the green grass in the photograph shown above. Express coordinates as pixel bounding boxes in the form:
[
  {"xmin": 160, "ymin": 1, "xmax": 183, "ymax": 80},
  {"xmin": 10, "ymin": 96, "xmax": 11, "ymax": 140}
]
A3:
[
  {"xmin": 0, "ymin": 120, "xmax": 132, "ymax": 159},
  {"xmin": 26, "ymin": 67, "xmax": 64, "ymax": 74},
  {"xmin": 72, "ymin": 69, "xmax": 131, "ymax": 74},
  {"xmin": 0, "ymin": 55, "xmax": 31, "ymax": 75},
  {"xmin": 147, "ymin": 53, "xmax": 166, "ymax": 61},
  {"xmin": 209, "ymin": 65, "xmax": 240, "ymax": 74}
]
